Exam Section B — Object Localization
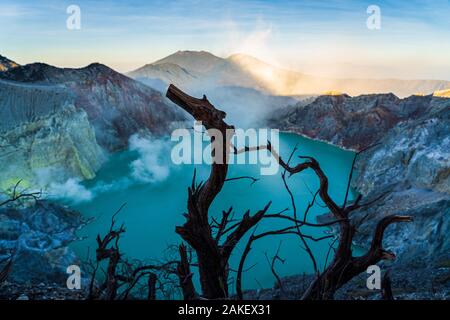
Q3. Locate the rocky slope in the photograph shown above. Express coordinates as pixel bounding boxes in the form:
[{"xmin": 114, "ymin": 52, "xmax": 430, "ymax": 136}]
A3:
[
  {"xmin": 0, "ymin": 200, "xmax": 86, "ymax": 285},
  {"xmin": 269, "ymin": 93, "xmax": 440, "ymax": 150},
  {"xmin": 269, "ymin": 93, "xmax": 450, "ymax": 298},
  {"xmin": 0, "ymin": 61, "xmax": 184, "ymax": 151},
  {"xmin": 350, "ymin": 101, "xmax": 449, "ymax": 263},
  {"xmin": 243, "ymin": 265, "xmax": 450, "ymax": 300},
  {"xmin": 129, "ymin": 51, "xmax": 450, "ymax": 97},
  {"xmin": 0, "ymin": 58, "xmax": 186, "ymax": 189},
  {"xmin": 0, "ymin": 79, "xmax": 104, "ymax": 190}
]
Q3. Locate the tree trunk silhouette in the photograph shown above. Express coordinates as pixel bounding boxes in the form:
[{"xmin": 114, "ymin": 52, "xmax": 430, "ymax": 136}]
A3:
[
  {"xmin": 166, "ymin": 84, "xmax": 270, "ymax": 299},
  {"xmin": 233, "ymin": 140, "xmax": 412, "ymax": 299},
  {"xmin": 177, "ymin": 244, "xmax": 197, "ymax": 300}
]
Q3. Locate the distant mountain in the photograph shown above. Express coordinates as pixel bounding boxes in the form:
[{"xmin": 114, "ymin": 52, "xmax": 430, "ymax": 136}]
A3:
[
  {"xmin": 129, "ymin": 51, "xmax": 450, "ymax": 98},
  {"xmin": 434, "ymin": 89, "xmax": 450, "ymax": 98},
  {"xmin": 228, "ymin": 53, "xmax": 450, "ymax": 97},
  {"xmin": 129, "ymin": 51, "xmax": 304, "ymax": 127},
  {"xmin": 129, "ymin": 50, "xmax": 258, "ymax": 92},
  {"xmin": 152, "ymin": 50, "xmax": 224, "ymax": 74},
  {"xmin": 0, "ymin": 62, "xmax": 184, "ymax": 151},
  {"xmin": 0, "ymin": 54, "xmax": 19, "ymax": 71},
  {"xmin": 128, "ymin": 62, "xmax": 199, "ymax": 90}
]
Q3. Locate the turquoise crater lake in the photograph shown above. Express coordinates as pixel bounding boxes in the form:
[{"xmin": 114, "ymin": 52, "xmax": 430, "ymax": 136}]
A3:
[{"xmin": 68, "ymin": 132, "xmax": 355, "ymax": 293}]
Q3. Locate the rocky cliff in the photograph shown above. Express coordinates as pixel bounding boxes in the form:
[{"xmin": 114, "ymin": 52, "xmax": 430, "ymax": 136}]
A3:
[
  {"xmin": 269, "ymin": 93, "xmax": 439, "ymax": 150},
  {"xmin": 351, "ymin": 101, "xmax": 449, "ymax": 266},
  {"xmin": 338, "ymin": 102, "xmax": 449, "ymax": 299},
  {"xmin": 0, "ymin": 200, "xmax": 86, "ymax": 286},
  {"xmin": 269, "ymin": 93, "xmax": 450, "ymax": 298},
  {"xmin": 0, "ymin": 80, "xmax": 104, "ymax": 190},
  {"xmin": 0, "ymin": 58, "xmax": 186, "ymax": 190},
  {"xmin": 0, "ymin": 62, "xmax": 184, "ymax": 151}
]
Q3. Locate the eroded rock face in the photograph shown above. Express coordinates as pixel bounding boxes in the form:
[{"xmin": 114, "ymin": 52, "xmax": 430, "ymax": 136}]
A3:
[
  {"xmin": 354, "ymin": 104, "xmax": 450, "ymax": 196},
  {"xmin": 350, "ymin": 103, "xmax": 450, "ymax": 269},
  {"xmin": 0, "ymin": 62, "xmax": 185, "ymax": 188},
  {"xmin": 0, "ymin": 62, "xmax": 184, "ymax": 151},
  {"xmin": 269, "ymin": 93, "xmax": 436, "ymax": 150},
  {"xmin": 0, "ymin": 201, "xmax": 85, "ymax": 284},
  {"xmin": 0, "ymin": 80, "xmax": 104, "ymax": 190}
]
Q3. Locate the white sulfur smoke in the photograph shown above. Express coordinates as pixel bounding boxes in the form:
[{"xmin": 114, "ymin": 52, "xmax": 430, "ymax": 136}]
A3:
[
  {"xmin": 129, "ymin": 134, "xmax": 171, "ymax": 183},
  {"xmin": 32, "ymin": 135, "xmax": 172, "ymax": 203},
  {"xmin": 47, "ymin": 178, "xmax": 93, "ymax": 203}
]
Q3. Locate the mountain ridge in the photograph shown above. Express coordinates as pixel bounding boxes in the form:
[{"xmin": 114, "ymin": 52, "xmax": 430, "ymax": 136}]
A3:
[
  {"xmin": 0, "ymin": 54, "xmax": 19, "ymax": 72},
  {"xmin": 268, "ymin": 92, "xmax": 448, "ymax": 150},
  {"xmin": 0, "ymin": 60, "xmax": 184, "ymax": 151},
  {"xmin": 0, "ymin": 58, "xmax": 184, "ymax": 189},
  {"xmin": 129, "ymin": 50, "xmax": 450, "ymax": 98}
]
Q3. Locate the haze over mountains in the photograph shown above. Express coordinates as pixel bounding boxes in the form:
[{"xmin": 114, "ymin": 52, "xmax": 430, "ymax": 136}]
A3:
[{"xmin": 129, "ymin": 50, "xmax": 450, "ymax": 98}]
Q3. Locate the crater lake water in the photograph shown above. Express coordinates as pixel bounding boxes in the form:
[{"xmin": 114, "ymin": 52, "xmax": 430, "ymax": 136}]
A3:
[{"xmin": 68, "ymin": 132, "xmax": 355, "ymax": 294}]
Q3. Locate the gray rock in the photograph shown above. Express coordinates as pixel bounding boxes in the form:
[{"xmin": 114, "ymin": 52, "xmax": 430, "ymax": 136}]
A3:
[
  {"xmin": 268, "ymin": 93, "xmax": 443, "ymax": 150},
  {"xmin": 0, "ymin": 80, "xmax": 105, "ymax": 189},
  {"xmin": 350, "ymin": 105, "xmax": 450, "ymax": 268},
  {"xmin": 354, "ymin": 106, "xmax": 450, "ymax": 195},
  {"xmin": 0, "ymin": 201, "xmax": 85, "ymax": 285}
]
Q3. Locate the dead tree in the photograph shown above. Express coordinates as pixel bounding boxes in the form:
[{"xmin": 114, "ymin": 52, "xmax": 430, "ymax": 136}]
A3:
[
  {"xmin": 0, "ymin": 252, "xmax": 14, "ymax": 284},
  {"xmin": 233, "ymin": 142, "xmax": 412, "ymax": 299},
  {"xmin": 88, "ymin": 205, "xmax": 181, "ymax": 300},
  {"xmin": 88, "ymin": 205, "xmax": 126, "ymax": 300},
  {"xmin": 177, "ymin": 244, "xmax": 197, "ymax": 300},
  {"xmin": 381, "ymin": 271, "xmax": 394, "ymax": 300},
  {"xmin": 0, "ymin": 179, "xmax": 41, "ymax": 207},
  {"xmin": 0, "ymin": 180, "xmax": 41, "ymax": 285},
  {"xmin": 167, "ymin": 84, "xmax": 272, "ymax": 299},
  {"xmin": 277, "ymin": 155, "xmax": 411, "ymax": 300},
  {"xmin": 166, "ymin": 84, "xmax": 412, "ymax": 300},
  {"xmin": 231, "ymin": 136, "xmax": 412, "ymax": 299},
  {"xmin": 265, "ymin": 241, "xmax": 285, "ymax": 290}
]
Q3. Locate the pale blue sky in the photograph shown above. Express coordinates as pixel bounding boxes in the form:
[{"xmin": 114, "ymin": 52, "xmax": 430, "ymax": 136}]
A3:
[{"xmin": 1, "ymin": 0, "xmax": 449, "ymax": 79}]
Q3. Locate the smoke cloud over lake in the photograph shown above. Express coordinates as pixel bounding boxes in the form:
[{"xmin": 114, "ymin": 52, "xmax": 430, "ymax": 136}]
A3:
[
  {"xmin": 129, "ymin": 135, "xmax": 171, "ymax": 183},
  {"xmin": 34, "ymin": 135, "xmax": 173, "ymax": 204}
]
